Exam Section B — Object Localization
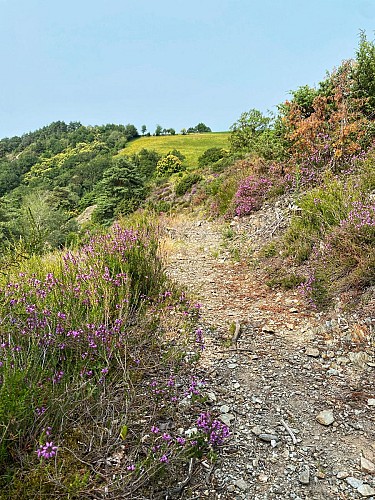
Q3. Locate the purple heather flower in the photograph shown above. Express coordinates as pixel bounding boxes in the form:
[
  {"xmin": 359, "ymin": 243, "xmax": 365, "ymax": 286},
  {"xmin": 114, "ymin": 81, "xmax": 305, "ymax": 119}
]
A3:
[
  {"xmin": 37, "ymin": 441, "xmax": 58, "ymax": 459},
  {"xmin": 159, "ymin": 454, "xmax": 169, "ymax": 463}
]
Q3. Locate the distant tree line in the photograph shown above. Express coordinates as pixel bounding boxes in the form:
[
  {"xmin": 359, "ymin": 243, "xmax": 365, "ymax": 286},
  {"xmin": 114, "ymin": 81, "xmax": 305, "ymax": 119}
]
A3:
[{"xmin": 138, "ymin": 123, "xmax": 212, "ymax": 137}]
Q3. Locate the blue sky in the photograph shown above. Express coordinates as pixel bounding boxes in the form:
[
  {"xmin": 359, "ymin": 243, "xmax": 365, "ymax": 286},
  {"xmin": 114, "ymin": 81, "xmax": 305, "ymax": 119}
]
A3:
[{"xmin": 0, "ymin": 0, "xmax": 374, "ymax": 137}]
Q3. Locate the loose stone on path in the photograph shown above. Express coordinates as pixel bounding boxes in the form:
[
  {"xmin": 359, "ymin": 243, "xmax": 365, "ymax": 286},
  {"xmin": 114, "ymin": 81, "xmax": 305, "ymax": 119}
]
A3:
[{"xmin": 316, "ymin": 410, "xmax": 335, "ymax": 426}]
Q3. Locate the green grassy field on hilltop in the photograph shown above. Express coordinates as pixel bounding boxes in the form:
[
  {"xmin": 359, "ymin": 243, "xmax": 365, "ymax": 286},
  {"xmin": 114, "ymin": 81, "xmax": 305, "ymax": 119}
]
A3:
[{"xmin": 119, "ymin": 132, "xmax": 230, "ymax": 167}]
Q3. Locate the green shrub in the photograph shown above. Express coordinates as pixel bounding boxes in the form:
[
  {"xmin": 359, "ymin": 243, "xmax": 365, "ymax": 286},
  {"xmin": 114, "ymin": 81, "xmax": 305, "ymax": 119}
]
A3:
[
  {"xmin": 283, "ymin": 175, "xmax": 360, "ymax": 262},
  {"xmin": 156, "ymin": 154, "xmax": 185, "ymax": 176},
  {"xmin": 167, "ymin": 149, "xmax": 186, "ymax": 162},
  {"xmin": 302, "ymin": 200, "xmax": 375, "ymax": 306},
  {"xmin": 198, "ymin": 148, "xmax": 228, "ymax": 167},
  {"xmin": 175, "ymin": 173, "xmax": 202, "ymax": 196}
]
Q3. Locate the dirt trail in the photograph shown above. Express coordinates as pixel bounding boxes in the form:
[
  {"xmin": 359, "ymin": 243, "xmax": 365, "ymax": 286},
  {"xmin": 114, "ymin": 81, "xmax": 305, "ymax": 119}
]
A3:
[{"xmin": 164, "ymin": 215, "xmax": 375, "ymax": 500}]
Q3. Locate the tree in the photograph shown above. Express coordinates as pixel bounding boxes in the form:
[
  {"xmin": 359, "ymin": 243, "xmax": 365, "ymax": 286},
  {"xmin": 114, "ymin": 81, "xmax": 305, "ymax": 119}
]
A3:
[
  {"xmin": 186, "ymin": 123, "xmax": 212, "ymax": 133},
  {"xmin": 131, "ymin": 148, "xmax": 162, "ymax": 178},
  {"xmin": 124, "ymin": 124, "xmax": 139, "ymax": 139},
  {"xmin": 195, "ymin": 122, "xmax": 212, "ymax": 133},
  {"xmin": 93, "ymin": 157, "xmax": 146, "ymax": 223},
  {"xmin": 353, "ymin": 31, "xmax": 375, "ymax": 113},
  {"xmin": 141, "ymin": 125, "xmax": 147, "ymax": 135},
  {"xmin": 155, "ymin": 125, "xmax": 163, "ymax": 136},
  {"xmin": 18, "ymin": 191, "xmax": 77, "ymax": 253},
  {"xmin": 288, "ymin": 85, "xmax": 319, "ymax": 118},
  {"xmin": 229, "ymin": 109, "xmax": 271, "ymax": 151},
  {"xmin": 229, "ymin": 109, "xmax": 285, "ymax": 160}
]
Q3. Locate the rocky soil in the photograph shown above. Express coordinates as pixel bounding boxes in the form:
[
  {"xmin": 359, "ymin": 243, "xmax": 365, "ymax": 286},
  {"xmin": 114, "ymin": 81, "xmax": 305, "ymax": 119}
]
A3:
[{"xmin": 163, "ymin": 207, "xmax": 375, "ymax": 500}]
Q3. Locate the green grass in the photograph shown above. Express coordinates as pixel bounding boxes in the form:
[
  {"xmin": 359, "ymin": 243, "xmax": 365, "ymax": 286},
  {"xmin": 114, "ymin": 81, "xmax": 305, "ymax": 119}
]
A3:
[{"xmin": 119, "ymin": 132, "xmax": 230, "ymax": 167}]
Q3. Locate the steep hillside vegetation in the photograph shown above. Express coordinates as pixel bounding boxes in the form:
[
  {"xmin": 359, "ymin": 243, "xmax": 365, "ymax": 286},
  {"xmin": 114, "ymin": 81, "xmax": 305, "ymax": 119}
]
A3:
[
  {"xmin": 0, "ymin": 122, "xmax": 226, "ymax": 263},
  {"xmin": 157, "ymin": 33, "xmax": 375, "ymax": 313}
]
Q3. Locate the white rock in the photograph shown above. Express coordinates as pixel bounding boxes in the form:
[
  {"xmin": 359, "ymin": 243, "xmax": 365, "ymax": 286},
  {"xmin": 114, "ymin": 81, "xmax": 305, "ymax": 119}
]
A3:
[
  {"xmin": 361, "ymin": 456, "xmax": 375, "ymax": 474},
  {"xmin": 219, "ymin": 404, "xmax": 230, "ymax": 413},
  {"xmin": 262, "ymin": 325, "xmax": 275, "ymax": 333},
  {"xmin": 368, "ymin": 399, "xmax": 375, "ymax": 406},
  {"xmin": 298, "ymin": 466, "xmax": 310, "ymax": 485},
  {"xmin": 337, "ymin": 356, "xmax": 350, "ymax": 365},
  {"xmin": 219, "ymin": 413, "xmax": 235, "ymax": 426},
  {"xmin": 358, "ymin": 483, "xmax": 375, "ymax": 497},
  {"xmin": 346, "ymin": 476, "xmax": 363, "ymax": 489},
  {"xmin": 207, "ymin": 392, "xmax": 217, "ymax": 402},
  {"xmin": 349, "ymin": 351, "xmax": 371, "ymax": 367},
  {"xmin": 258, "ymin": 473, "xmax": 268, "ymax": 483},
  {"xmin": 251, "ymin": 425, "xmax": 262, "ymax": 436},
  {"xmin": 316, "ymin": 410, "xmax": 335, "ymax": 426},
  {"xmin": 306, "ymin": 347, "xmax": 320, "ymax": 357}
]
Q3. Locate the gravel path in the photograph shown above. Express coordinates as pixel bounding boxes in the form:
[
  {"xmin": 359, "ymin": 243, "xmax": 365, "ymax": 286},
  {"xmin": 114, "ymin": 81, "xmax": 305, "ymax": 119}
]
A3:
[{"xmin": 164, "ymin": 214, "xmax": 375, "ymax": 500}]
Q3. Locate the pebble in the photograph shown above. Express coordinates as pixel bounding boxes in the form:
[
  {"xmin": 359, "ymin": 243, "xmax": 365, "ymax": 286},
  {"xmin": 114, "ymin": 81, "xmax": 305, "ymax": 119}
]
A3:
[
  {"xmin": 337, "ymin": 471, "xmax": 349, "ymax": 479},
  {"xmin": 258, "ymin": 433, "xmax": 278, "ymax": 442},
  {"xmin": 258, "ymin": 473, "xmax": 268, "ymax": 483},
  {"xmin": 327, "ymin": 368, "xmax": 340, "ymax": 376},
  {"xmin": 298, "ymin": 465, "xmax": 310, "ymax": 485},
  {"xmin": 346, "ymin": 476, "xmax": 363, "ymax": 489},
  {"xmin": 361, "ymin": 456, "xmax": 375, "ymax": 474},
  {"xmin": 316, "ymin": 410, "xmax": 335, "ymax": 426},
  {"xmin": 227, "ymin": 363, "xmax": 237, "ymax": 369},
  {"xmin": 207, "ymin": 392, "xmax": 217, "ymax": 402},
  {"xmin": 306, "ymin": 347, "xmax": 320, "ymax": 357},
  {"xmin": 348, "ymin": 351, "xmax": 371, "ymax": 367},
  {"xmin": 337, "ymin": 356, "xmax": 350, "ymax": 365},
  {"xmin": 219, "ymin": 413, "xmax": 235, "ymax": 426},
  {"xmin": 368, "ymin": 399, "xmax": 375, "ymax": 406},
  {"xmin": 235, "ymin": 478, "xmax": 249, "ymax": 491},
  {"xmin": 262, "ymin": 325, "xmax": 276, "ymax": 333},
  {"xmin": 219, "ymin": 404, "xmax": 230, "ymax": 413},
  {"xmin": 251, "ymin": 425, "xmax": 262, "ymax": 436}
]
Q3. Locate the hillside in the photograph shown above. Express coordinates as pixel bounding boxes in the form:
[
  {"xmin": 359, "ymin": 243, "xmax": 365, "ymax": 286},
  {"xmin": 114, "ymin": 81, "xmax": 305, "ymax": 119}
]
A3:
[
  {"xmin": 0, "ymin": 124, "xmax": 229, "ymax": 258},
  {"xmin": 0, "ymin": 33, "xmax": 374, "ymax": 499},
  {"xmin": 119, "ymin": 131, "xmax": 230, "ymax": 167}
]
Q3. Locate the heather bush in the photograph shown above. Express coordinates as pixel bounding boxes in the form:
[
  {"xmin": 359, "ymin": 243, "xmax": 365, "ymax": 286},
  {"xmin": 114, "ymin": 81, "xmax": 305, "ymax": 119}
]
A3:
[
  {"xmin": 300, "ymin": 201, "xmax": 375, "ymax": 306},
  {"xmin": 282, "ymin": 175, "xmax": 360, "ymax": 263},
  {"xmin": 175, "ymin": 173, "xmax": 202, "ymax": 196},
  {"xmin": 234, "ymin": 175, "xmax": 273, "ymax": 216},
  {"xmin": 0, "ymin": 221, "xmax": 229, "ymax": 497}
]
